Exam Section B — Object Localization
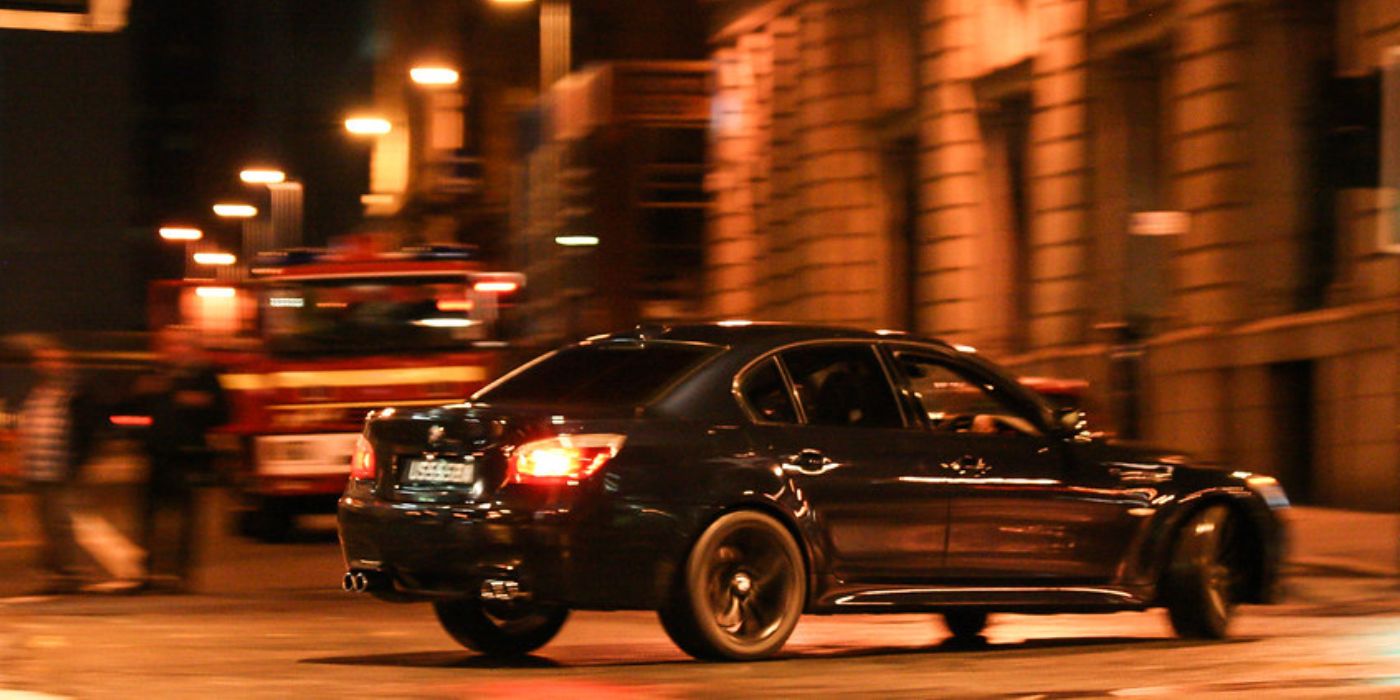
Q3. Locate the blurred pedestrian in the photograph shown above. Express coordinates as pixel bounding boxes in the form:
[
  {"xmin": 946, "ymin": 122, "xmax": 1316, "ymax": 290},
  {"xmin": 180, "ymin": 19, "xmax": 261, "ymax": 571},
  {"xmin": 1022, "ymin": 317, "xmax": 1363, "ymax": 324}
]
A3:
[
  {"xmin": 131, "ymin": 326, "xmax": 229, "ymax": 592},
  {"xmin": 18, "ymin": 339, "xmax": 100, "ymax": 593}
]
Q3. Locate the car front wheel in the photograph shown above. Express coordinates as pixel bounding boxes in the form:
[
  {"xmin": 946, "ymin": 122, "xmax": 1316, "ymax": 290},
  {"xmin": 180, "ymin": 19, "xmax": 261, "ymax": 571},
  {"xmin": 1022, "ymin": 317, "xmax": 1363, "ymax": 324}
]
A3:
[
  {"xmin": 659, "ymin": 510, "xmax": 806, "ymax": 661},
  {"xmin": 433, "ymin": 598, "xmax": 569, "ymax": 656},
  {"xmin": 1164, "ymin": 504, "xmax": 1240, "ymax": 639}
]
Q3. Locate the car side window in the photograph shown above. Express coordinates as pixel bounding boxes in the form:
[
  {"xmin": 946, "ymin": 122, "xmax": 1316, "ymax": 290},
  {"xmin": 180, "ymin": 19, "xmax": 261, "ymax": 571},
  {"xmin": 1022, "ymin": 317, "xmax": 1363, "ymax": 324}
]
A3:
[
  {"xmin": 780, "ymin": 345, "xmax": 903, "ymax": 428},
  {"xmin": 737, "ymin": 357, "xmax": 799, "ymax": 424},
  {"xmin": 895, "ymin": 353, "xmax": 1042, "ymax": 437}
]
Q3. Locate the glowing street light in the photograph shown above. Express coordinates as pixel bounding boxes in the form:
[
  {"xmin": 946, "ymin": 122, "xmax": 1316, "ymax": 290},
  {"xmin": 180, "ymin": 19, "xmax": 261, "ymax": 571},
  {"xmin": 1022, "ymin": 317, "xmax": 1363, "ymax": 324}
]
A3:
[
  {"xmin": 212, "ymin": 203, "xmax": 258, "ymax": 218},
  {"xmin": 193, "ymin": 251, "xmax": 237, "ymax": 266},
  {"xmin": 409, "ymin": 66, "xmax": 460, "ymax": 86},
  {"xmin": 554, "ymin": 235, "xmax": 599, "ymax": 247},
  {"xmin": 239, "ymin": 168, "xmax": 287, "ymax": 184},
  {"xmin": 158, "ymin": 226, "xmax": 203, "ymax": 241},
  {"xmin": 345, "ymin": 116, "xmax": 392, "ymax": 136}
]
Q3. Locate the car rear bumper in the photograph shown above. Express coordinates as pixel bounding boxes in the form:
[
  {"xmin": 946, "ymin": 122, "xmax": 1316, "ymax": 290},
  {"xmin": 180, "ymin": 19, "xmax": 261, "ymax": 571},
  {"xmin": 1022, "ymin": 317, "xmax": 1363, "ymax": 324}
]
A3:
[{"xmin": 338, "ymin": 492, "xmax": 698, "ymax": 609}]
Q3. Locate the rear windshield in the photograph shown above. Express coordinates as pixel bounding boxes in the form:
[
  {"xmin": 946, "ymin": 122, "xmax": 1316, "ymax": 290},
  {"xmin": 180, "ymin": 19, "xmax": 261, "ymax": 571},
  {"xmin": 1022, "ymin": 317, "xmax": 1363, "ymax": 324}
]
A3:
[{"xmin": 475, "ymin": 342, "xmax": 719, "ymax": 407}]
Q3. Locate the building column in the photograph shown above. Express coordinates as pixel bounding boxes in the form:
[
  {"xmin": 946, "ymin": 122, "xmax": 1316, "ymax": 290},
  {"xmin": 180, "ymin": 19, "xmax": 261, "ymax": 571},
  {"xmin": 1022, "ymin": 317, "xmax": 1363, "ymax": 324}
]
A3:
[
  {"xmin": 1029, "ymin": 0, "xmax": 1091, "ymax": 347},
  {"xmin": 706, "ymin": 45, "xmax": 763, "ymax": 319},
  {"xmin": 917, "ymin": 0, "xmax": 986, "ymax": 343},
  {"xmin": 790, "ymin": 0, "xmax": 886, "ymax": 325},
  {"xmin": 766, "ymin": 17, "xmax": 803, "ymax": 319},
  {"xmin": 1170, "ymin": 0, "xmax": 1252, "ymax": 326}
]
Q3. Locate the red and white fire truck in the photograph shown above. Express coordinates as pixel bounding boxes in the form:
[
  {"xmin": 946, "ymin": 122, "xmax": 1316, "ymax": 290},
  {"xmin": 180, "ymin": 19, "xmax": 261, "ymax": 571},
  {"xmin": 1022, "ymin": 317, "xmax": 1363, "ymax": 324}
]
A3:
[{"xmin": 151, "ymin": 243, "xmax": 524, "ymax": 540}]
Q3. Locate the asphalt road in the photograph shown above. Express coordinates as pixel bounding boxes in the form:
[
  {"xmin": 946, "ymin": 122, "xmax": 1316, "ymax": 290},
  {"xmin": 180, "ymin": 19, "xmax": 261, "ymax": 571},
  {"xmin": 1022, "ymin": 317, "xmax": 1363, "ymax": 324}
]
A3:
[{"xmin": 0, "ymin": 453, "xmax": 1396, "ymax": 698}]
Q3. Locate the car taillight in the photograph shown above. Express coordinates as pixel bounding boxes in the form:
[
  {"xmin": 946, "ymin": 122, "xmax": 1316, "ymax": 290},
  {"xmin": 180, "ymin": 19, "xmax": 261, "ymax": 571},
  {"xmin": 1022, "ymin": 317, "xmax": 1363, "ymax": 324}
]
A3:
[
  {"xmin": 350, "ymin": 434, "xmax": 377, "ymax": 480},
  {"xmin": 510, "ymin": 434, "xmax": 626, "ymax": 483}
]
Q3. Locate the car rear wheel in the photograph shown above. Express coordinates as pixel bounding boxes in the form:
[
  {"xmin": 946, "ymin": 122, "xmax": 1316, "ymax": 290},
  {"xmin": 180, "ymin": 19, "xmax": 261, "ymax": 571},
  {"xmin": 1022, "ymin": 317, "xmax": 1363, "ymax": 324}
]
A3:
[
  {"xmin": 940, "ymin": 610, "xmax": 989, "ymax": 639},
  {"xmin": 1164, "ymin": 504, "xmax": 1240, "ymax": 639},
  {"xmin": 433, "ymin": 598, "xmax": 569, "ymax": 656},
  {"xmin": 658, "ymin": 510, "xmax": 806, "ymax": 661}
]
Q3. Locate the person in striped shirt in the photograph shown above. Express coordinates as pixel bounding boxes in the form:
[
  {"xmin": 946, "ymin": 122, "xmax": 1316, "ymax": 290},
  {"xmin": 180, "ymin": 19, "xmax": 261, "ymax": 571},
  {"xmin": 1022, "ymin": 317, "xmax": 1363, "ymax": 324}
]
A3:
[{"xmin": 19, "ymin": 341, "xmax": 98, "ymax": 593}]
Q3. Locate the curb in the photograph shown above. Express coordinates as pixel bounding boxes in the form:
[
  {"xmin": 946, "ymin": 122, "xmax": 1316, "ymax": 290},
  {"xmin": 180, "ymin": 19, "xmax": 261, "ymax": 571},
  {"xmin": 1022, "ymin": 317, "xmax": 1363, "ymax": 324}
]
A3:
[{"xmin": 1284, "ymin": 557, "xmax": 1400, "ymax": 580}]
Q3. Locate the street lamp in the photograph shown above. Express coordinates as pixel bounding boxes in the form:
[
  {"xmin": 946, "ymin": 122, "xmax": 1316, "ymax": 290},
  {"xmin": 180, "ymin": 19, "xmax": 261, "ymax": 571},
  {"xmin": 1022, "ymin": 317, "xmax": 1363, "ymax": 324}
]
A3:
[
  {"xmin": 158, "ymin": 226, "xmax": 202, "ymax": 241},
  {"xmin": 409, "ymin": 66, "xmax": 460, "ymax": 87},
  {"xmin": 345, "ymin": 116, "xmax": 392, "ymax": 136},
  {"xmin": 212, "ymin": 203, "xmax": 258, "ymax": 218},
  {"xmin": 239, "ymin": 168, "xmax": 287, "ymax": 185}
]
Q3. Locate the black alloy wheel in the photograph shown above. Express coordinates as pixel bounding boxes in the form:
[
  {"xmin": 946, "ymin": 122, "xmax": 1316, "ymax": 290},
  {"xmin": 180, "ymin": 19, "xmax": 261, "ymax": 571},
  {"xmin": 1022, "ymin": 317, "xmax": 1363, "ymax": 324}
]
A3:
[
  {"xmin": 433, "ymin": 598, "xmax": 569, "ymax": 656},
  {"xmin": 940, "ymin": 610, "xmax": 990, "ymax": 639},
  {"xmin": 1164, "ymin": 504, "xmax": 1240, "ymax": 639},
  {"xmin": 658, "ymin": 510, "xmax": 806, "ymax": 661}
]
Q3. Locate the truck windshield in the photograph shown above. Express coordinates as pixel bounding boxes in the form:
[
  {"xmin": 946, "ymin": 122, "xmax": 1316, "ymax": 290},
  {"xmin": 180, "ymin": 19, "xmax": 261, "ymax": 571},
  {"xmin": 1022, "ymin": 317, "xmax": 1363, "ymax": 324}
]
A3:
[
  {"xmin": 474, "ymin": 342, "xmax": 719, "ymax": 407},
  {"xmin": 261, "ymin": 275, "xmax": 492, "ymax": 355}
]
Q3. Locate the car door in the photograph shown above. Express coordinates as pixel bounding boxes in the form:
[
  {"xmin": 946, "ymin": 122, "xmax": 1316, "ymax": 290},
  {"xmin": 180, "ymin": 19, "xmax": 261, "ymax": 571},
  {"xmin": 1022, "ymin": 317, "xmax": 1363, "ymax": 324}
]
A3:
[
  {"xmin": 888, "ymin": 347, "xmax": 1150, "ymax": 582},
  {"xmin": 738, "ymin": 343, "xmax": 949, "ymax": 583}
]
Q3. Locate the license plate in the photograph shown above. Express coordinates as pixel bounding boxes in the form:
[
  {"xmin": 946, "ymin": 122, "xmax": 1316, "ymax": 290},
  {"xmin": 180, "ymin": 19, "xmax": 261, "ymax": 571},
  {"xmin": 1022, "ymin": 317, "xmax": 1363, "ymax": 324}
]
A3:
[{"xmin": 405, "ymin": 457, "xmax": 475, "ymax": 484}]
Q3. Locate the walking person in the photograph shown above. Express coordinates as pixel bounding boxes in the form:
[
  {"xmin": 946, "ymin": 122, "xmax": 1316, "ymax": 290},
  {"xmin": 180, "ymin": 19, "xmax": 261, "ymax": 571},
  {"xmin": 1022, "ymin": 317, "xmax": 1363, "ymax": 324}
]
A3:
[
  {"xmin": 18, "ymin": 339, "xmax": 99, "ymax": 594},
  {"xmin": 132, "ymin": 326, "xmax": 229, "ymax": 592}
]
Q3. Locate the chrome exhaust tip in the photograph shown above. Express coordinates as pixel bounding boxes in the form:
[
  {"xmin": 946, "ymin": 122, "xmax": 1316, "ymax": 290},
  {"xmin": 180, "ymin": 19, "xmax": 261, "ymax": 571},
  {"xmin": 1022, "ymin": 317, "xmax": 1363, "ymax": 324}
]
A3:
[{"xmin": 343, "ymin": 571, "xmax": 371, "ymax": 593}]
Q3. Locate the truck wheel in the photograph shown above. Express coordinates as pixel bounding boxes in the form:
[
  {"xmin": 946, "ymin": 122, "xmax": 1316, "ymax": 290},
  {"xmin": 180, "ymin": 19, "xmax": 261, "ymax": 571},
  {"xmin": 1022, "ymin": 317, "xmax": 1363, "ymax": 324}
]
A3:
[
  {"xmin": 1164, "ymin": 504, "xmax": 1239, "ymax": 639},
  {"xmin": 658, "ymin": 510, "xmax": 805, "ymax": 661},
  {"xmin": 433, "ymin": 599, "xmax": 568, "ymax": 656}
]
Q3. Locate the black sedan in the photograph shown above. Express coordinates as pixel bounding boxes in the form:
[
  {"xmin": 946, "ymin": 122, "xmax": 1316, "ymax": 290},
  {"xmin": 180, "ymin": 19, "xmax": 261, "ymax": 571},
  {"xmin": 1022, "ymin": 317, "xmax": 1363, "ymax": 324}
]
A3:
[{"xmin": 337, "ymin": 323, "xmax": 1288, "ymax": 661}]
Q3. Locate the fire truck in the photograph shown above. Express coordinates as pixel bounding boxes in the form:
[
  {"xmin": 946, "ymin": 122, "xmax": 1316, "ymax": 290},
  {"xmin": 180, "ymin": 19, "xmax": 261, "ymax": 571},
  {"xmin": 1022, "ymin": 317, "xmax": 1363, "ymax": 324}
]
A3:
[{"xmin": 151, "ymin": 243, "xmax": 524, "ymax": 540}]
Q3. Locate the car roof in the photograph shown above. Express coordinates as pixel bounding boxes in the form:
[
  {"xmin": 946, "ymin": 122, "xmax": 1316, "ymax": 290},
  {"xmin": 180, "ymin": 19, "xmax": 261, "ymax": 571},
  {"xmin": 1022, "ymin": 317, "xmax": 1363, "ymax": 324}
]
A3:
[{"xmin": 588, "ymin": 322, "xmax": 959, "ymax": 354}]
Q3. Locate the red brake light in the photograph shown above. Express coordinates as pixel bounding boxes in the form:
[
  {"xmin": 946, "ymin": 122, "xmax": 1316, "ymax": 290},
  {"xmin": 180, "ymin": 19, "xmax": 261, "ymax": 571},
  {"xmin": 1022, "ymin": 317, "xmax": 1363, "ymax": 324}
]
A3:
[
  {"xmin": 510, "ymin": 434, "xmax": 626, "ymax": 483},
  {"xmin": 350, "ymin": 434, "xmax": 377, "ymax": 480}
]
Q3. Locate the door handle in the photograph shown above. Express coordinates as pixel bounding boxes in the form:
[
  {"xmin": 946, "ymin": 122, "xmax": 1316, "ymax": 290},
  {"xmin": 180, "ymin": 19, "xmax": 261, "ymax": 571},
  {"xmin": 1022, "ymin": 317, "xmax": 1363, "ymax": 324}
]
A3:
[{"xmin": 783, "ymin": 449, "xmax": 832, "ymax": 474}]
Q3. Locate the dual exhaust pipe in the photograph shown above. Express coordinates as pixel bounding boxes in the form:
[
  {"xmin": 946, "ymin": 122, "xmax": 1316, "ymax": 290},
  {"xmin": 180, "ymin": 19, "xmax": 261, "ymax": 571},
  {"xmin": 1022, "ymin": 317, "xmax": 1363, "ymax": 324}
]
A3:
[
  {"xmin": 342, "ymin": 569, "xmax": 529, "ymax": 603},
  {"xmin": 342, "ymin": 570, "xmax": 528, "ymax": 603},
  {"xmin": 342, "ymin": 570, "xmax": 383, "ymax": 593}
]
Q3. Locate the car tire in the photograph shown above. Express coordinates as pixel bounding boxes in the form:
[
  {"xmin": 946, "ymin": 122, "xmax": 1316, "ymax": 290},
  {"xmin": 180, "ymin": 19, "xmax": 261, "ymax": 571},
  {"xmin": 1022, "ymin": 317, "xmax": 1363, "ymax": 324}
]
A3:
[
  {"xmin": 940, "ymin": 610, "xmax": 989, "ymax": 639},
  {"xmin": 658, "ymin": 510, "xmax": 806, "ymax": 661},
  {"xmin": 433, "ymin": 598, "xmax": 569, "ymax": 656},
  {"xmin": 1163, "ymin": 504, "xmax": 1239, "ymax": 639}
]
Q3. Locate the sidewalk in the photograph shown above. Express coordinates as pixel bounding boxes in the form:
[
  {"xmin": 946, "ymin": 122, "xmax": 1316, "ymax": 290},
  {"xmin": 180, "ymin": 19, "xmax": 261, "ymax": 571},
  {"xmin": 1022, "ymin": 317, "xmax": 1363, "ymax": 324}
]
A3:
[{"xmin": 1284, "ymin": 506, "xmax": 1399, "ymax": 579}]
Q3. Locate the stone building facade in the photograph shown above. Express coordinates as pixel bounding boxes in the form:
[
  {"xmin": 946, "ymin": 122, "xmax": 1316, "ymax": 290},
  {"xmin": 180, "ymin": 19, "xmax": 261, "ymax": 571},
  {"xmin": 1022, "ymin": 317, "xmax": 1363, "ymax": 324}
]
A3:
[{"xmin": 705, "ymin": 0, "xmax": 1399, "ymax": 510}]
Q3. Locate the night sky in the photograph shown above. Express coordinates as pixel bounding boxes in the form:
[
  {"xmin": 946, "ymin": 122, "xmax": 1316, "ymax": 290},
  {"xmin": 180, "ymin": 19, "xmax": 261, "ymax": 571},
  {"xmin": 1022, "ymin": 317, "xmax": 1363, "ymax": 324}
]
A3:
[{"xmin": 0, "ymin": 0, "xmax": 374, "ymax": 335}]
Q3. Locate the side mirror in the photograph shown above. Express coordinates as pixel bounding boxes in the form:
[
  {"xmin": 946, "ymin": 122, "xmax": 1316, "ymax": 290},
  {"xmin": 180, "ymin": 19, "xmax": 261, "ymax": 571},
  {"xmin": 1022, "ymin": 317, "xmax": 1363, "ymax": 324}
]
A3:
[{"xmin": 1053, "ymin": 407, "xmax": 1088, "ymax": 437}]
